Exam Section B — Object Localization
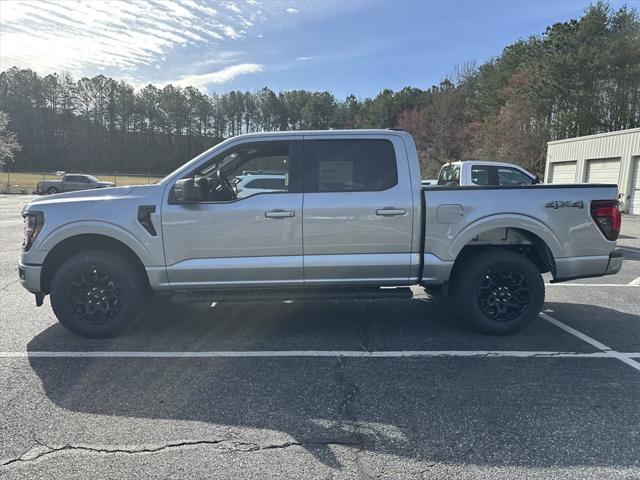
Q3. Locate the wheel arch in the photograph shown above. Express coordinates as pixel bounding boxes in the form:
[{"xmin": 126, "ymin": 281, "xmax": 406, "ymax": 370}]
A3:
[
  {"xmin": 450, "ymin": 225, "xmax": 557, "ymax": 279},
  {"xmin": 40, "ymin": 234, "xmax": 150, "ymax": 294}
]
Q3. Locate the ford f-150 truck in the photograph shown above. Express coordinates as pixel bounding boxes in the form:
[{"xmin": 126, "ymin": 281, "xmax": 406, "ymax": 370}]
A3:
[
  {"xmin": 19, "ymin": 130, "xmax": 623, "ymax": 338},
  {"xmin": 36, "ymin": 174, "xmax": 114, "ymax": 195}
]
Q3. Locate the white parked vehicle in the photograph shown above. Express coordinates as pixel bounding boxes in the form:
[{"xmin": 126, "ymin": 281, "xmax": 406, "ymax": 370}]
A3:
[
  {"xmin": 436, "ymin": 161, "xmax": 540, "ymax": 187},
  {"xmin": 235, "ymin": 174, "xmax": 287, "ymax": 198}
]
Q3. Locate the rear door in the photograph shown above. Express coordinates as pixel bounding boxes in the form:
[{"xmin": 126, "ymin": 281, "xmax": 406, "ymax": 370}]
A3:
[
  {"xmin": 62, "ymin": 175, "xmax": 86, "ymax": 191},
  {"xmin": 302, "ymin": 135, "xmax": 415, "ymax": 285}
]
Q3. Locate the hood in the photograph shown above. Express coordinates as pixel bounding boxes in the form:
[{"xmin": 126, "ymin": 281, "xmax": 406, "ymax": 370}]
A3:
[{"xmin": 27, "ymin": 186, "xmax": 135, "ymax": 207}]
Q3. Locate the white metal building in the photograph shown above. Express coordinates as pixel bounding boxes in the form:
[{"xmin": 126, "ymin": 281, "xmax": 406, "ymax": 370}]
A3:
[{"xmin": 544, "ymin": 127, "xmax": 640, "ymax": 214}]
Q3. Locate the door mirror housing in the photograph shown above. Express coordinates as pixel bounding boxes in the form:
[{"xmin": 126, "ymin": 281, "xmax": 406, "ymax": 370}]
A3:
[{"xmin": 173, "ymin": 178, "xmax": 201, "ymax": 204}]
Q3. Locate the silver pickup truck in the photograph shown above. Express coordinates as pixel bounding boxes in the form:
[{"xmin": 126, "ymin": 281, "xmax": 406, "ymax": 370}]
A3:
[
  {"xmin": 36, "ymin": 174, "xmax": 114, "ymax": 195},
  {"xmin": 19, "ymin": 130, "xmax": 623, "ymax": 338}
]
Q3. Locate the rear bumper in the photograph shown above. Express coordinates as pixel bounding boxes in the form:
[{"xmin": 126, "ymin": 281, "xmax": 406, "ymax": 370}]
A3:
[
  {"xmin": 605, "ymin": 250, "xmax": 624, "ymax": 276},
  {"xmin": 18, "ymin": 259, "xmax": 42, "ymax": 293},
  {"xmin": 552, "ymin": 250, "xmax": 623, "ymax": 283}
]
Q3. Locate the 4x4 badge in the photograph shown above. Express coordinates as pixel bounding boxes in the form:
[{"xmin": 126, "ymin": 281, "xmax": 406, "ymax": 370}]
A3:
[{"xmin": 545, "ymin": 200, "xmax": 584, "ymax": 209}]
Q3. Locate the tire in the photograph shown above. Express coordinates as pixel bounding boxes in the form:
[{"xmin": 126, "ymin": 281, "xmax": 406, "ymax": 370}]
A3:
[
  {"xmin": 47, "ymin": 186, "xmax": 60, "ymax": 194},
  {"xmin": 50, "ymin": 250, "xmax": 146, "ymax": 338},
  {"xmin": 450, "ymin": 249, "xmax": 544, "ymax": 335}
]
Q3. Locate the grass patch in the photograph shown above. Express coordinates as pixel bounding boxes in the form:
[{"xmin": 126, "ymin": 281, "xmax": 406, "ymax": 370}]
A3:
[{"xmin": 1, "ymin": 172, "xmax": 163, "ymax": 193}]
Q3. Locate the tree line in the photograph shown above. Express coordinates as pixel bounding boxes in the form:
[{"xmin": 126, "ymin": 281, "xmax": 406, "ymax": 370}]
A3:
[{"xmin": 0, "ymin": 2, "xmax": 638, "ymax": 177}]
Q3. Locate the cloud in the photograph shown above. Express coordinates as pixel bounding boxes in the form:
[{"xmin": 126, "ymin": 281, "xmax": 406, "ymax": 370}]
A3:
[
  {"xmin": 296, "ymin": 56, "xmax": 313, "ymax": 61},
  {"xmin": 286, "ymin": 8, "xmax": 299, "ymax": 14},
  {"xmin": 0, "ymin": 0, "xmax": 263, "ymax": 75},
  {"xmin": 175, "ymin": 63, "xmax": 264, "ymax": 87}
]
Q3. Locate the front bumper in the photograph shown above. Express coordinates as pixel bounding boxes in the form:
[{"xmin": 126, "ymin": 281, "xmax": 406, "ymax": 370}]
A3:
[{"xmin": 18, "ymin": 259, "xmax": 42, "ymax": 293}]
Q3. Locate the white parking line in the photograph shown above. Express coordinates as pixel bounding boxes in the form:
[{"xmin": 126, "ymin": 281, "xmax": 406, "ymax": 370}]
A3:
[
  {"xmin": 0, "ymin": 350, "xmax": 633, "ymax": 359},
  {"xmin": 540, "ymin": 312, "xmax": 640, "ymax": 372},
  {"xmin": 628, "ymin": 276, "xmax": 640, "ymax": 286}
]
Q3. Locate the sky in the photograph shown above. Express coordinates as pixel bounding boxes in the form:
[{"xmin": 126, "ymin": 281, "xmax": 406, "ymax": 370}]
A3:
[{"xmin": 0, "ymin": 0, "xmax": 634, "ymax": 99}]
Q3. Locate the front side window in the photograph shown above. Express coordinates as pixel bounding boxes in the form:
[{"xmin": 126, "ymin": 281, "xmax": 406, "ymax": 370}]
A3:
[
  {"xmin": 305, "ymin": 139, "xmax": 397, "ymax": 192},
  {"xmin": 189, "ymin": 141, "xmax": 295, "ymax": 202},
  {"xmin": 497, "ymin": 167, "xmax": 534, "ymax": 186}
]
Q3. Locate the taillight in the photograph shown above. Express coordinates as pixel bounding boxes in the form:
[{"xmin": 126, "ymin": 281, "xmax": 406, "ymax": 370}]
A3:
[{"xmin": 590, "ymin": 200, "xmax": 621, "ymax": 241}]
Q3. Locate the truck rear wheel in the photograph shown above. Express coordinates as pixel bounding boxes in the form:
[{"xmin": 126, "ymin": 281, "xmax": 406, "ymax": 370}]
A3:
[
  {"xmin": 50, "ymin": 250, "xmax": 145, "ymax": 338},
  {"xmin": 47, "ymin": 186, "xmax": 60, "ymax": 194},
  {"xmin": 450, "ymin": 250, "xmax": 544, "ymax": 335}
]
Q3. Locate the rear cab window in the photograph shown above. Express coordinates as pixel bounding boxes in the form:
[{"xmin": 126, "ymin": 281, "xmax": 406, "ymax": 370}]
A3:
[
  {"xmin": 437, "ymin": 164, "xmax": 460, "ymax": 186},
  {"xmin": 304, "ymin": 139, "xmax": 398, "ymax": 192}
]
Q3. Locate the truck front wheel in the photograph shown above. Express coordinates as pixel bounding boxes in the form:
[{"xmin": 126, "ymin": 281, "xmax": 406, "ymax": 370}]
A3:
[
  {"xmin": 450, "ymin": 250, "xmax": 544, "ymax": 335},
  {"xmin": 47, "ymin": 186, "xmax": 60, "ymax": 194},
  {"xmin": 50, "ymin": 250, "xmax": 145, "ymax": 338}
]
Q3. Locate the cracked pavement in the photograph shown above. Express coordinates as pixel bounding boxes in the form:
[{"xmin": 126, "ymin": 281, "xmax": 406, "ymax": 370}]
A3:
[{"xmin": 1, "ymin": 196, "xmax": 639, "ymax": 479}]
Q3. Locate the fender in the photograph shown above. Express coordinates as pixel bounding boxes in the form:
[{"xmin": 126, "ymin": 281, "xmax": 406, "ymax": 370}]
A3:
[
  {"xmin": 446, "ymin": 213, "xmax": 563, "ymax": 260},
  {"xmin": 32, "ymin": 220, "xmax": 160, "ymax": 267}
]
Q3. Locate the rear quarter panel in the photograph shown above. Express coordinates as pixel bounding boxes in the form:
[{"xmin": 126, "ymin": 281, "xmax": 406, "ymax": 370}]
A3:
[{"xmin": 423, "ymin": 185, "xmax": 619, "ymax": 263}]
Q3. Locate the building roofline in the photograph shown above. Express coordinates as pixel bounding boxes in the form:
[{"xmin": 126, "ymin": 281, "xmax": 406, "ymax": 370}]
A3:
[{"xmin": 547, "ymin": 127, "xmax": 640, "ymax": 145}]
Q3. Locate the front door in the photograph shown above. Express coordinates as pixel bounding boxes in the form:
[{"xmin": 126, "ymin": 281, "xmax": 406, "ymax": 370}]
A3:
[
  {"xmin": 162, "ymin": 139, "xmax": 304, "ymax": 289},
  {"xmin": 302, "ymin": 135, "xmax": 415, "ymax": 285}
]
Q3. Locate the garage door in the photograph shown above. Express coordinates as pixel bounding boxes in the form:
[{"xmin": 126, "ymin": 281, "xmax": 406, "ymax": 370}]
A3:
[
  {"xmin": 630, "ymin": 157, "xmax": 640, "ymax": 215},
  {"xmin": 586, "ymin": 158, "xmax": 620, "ymax": 184},
  {"xmin": 548, "ymin": 161, "xmax": 577, "ymax": 183}
]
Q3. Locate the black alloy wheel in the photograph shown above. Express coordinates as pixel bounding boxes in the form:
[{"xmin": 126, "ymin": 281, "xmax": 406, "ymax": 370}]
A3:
[
  {"xmin": 66, "ymin": 265, "xmax": 123, "ymax": 325},
  {"xmin": 477, "ymin": 269, "xmax": 530, "ymax": 322}
]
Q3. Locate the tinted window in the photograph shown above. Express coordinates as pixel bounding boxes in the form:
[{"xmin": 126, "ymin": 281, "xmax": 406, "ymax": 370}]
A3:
[
  {"xmin": 245, "ymin": 178, "xmax": 286, "ymax": 190},
  {"xmin": 497, "ymin": 167, "xmax": 534, "ymax": 186},
  {"xmin": 306, "ymin": 139, "xmax": 397, "ymax": 192},
  {"xmin": 65, "ymin": 175, "xmax": 86, "ymax": 182},
  {"xmin": 471, "ymin": 165, "xmax": 491, "ymax": 185}
]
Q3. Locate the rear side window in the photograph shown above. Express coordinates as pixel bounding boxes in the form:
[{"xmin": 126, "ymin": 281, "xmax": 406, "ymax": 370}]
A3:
[
  {"xmin": 305, "ymin": 139, "xmax": 398, "ymax": 192},
  {"xmin": 65, "ymin": 175, "xmax": 85, "ymax": 182},
  {"xmin": 471, "ymin": 165, "xmax": 491, "ymax": 185}
]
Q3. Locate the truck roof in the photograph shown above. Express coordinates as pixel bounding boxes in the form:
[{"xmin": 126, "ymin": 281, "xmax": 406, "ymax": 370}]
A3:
[
  {"xmin": 228, "ymin": 129, "xmax": 412, "ymax": 138},
  {"xmin": 446, "ymin": 160, "xmax": 530, "ymax": 169}
]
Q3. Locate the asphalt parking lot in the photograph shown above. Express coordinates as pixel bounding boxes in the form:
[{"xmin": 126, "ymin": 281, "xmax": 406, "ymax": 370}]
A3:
[{"xmin": 1, "ymin": 194, "xmax": 639, "ymax": 479}]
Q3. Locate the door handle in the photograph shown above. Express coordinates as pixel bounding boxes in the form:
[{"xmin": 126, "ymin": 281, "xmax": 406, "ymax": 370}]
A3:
[
  {"xmin": 265, "ymin": 210, "xmax": 295, "ymax": 218},
  {"xmin": 376, "ymin": 208, "xmax": 406, "ymax": 216}
]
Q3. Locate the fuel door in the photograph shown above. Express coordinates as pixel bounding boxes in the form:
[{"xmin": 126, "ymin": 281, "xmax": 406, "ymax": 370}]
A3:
[{"xmin": 436, "ymin": 204, "xmax": 464, "ymax": 224}]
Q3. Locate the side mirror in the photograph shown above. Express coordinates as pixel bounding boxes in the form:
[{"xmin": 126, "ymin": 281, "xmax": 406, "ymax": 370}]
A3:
[
  {"xmin": 173, "ymin": 178, "xmax": 201, "ymax": 204},
  {"xmin": 533, "ymin": 175, "xmax": 542, "ymax": 184}
]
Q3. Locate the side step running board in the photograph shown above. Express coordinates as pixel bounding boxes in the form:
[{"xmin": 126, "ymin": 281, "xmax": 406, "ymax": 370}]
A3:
[{"xmin": 171, "ymin": 287, "xmax": 413, "ymax": 304}]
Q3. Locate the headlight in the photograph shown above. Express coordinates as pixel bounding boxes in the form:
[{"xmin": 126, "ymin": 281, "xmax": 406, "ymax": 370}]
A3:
[{"xmin": 22, "ymin": 211, "xmax": 44, "ymax": 251}]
